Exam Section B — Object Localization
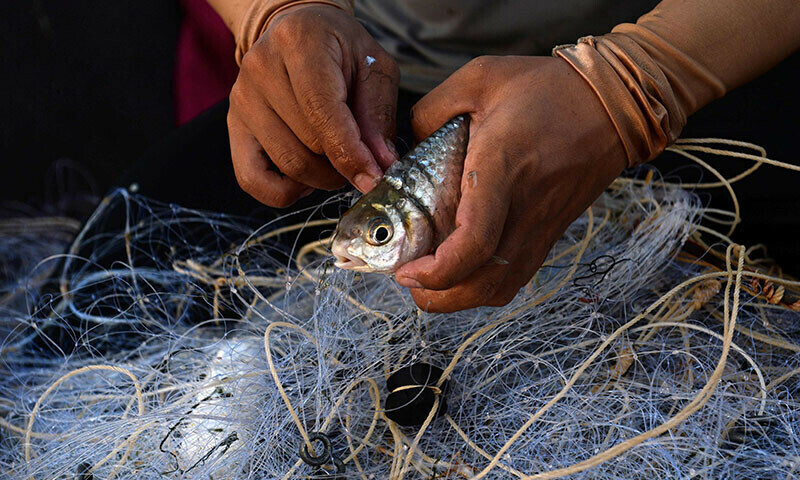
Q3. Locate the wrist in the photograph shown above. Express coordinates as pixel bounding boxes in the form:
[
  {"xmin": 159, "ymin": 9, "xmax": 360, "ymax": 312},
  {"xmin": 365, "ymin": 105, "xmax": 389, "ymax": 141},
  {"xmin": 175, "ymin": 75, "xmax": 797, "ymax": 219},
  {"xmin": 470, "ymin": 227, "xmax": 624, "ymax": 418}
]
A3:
[
  {"xmin": 552, "ymin": 27, "xmax": 725, "ymax": 168},
  {"xmin": 234, "ymin": 0, "xmax": 354, "ymax": 65}
]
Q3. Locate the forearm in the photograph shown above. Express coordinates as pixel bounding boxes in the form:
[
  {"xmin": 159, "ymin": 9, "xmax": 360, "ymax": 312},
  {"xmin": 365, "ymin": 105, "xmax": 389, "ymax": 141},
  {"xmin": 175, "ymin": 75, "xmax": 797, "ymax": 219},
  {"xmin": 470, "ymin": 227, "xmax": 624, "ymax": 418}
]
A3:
[
  {"xmin": 205, "ymin": 0, "xmax": 252, "ymax": 32},
  {"xmin": 555, "ymin": 0, "xmax": 800, "ymax": 167},
  {"xmin": 633, "ymin": 0, "xmax": 800, "ymax": 93},
  {"xmin": 204, "ymin": 0, "xmax": 354, "ymax": 64}
]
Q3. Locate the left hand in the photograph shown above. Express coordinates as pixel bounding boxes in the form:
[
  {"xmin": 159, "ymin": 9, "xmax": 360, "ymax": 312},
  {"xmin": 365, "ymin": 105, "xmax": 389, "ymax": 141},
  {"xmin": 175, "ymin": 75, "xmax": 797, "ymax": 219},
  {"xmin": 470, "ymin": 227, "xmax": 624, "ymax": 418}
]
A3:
[{"xmin": 395, "ymin": 56, "xmax": 628, "ymax": 312}]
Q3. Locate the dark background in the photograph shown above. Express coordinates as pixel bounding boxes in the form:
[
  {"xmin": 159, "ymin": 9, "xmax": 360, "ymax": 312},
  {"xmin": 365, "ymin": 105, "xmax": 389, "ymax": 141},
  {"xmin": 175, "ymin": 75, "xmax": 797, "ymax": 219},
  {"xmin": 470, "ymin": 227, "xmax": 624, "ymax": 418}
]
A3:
[
  {"xmin": 0, "ymin": 2, "xmax": 798, "ymax": 268},
  {"xmin": 0, "ymin": 1, "xmax": 179, "ymax": 210}
]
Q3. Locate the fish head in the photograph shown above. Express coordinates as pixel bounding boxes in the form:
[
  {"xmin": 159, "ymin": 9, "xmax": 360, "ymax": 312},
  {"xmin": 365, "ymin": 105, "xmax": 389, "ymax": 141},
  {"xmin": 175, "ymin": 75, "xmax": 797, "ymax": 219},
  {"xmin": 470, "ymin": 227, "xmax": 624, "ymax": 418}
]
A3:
[{"xmin": 331, "ymin": 182, "xmax": 433, "ymax": 273}]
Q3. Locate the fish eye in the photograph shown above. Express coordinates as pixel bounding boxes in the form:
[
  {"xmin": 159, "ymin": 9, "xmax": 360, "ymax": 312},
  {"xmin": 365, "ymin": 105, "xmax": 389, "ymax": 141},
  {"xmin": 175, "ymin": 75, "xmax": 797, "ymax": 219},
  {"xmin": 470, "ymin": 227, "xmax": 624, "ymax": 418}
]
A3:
[{"xmin": 366, "ymin": 218, "xmax": 393, "ymax": 246}]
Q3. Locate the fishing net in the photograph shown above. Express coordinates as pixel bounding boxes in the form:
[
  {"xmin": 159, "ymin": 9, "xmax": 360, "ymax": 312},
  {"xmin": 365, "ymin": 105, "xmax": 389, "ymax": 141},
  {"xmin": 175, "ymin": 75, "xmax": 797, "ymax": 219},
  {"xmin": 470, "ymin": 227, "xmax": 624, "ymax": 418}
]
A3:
[{"xmin": 1, "ymin": 140, "xmax": 799, "ymax": 479}]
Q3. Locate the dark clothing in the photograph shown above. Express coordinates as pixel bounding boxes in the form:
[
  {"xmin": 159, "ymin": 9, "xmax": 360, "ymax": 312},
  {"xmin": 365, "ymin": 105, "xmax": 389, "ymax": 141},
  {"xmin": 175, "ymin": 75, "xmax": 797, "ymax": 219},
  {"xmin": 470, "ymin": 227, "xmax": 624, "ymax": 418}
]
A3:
[{"xmin": 121, "ymin": 90, "xmax": 424, "ymax": 218}]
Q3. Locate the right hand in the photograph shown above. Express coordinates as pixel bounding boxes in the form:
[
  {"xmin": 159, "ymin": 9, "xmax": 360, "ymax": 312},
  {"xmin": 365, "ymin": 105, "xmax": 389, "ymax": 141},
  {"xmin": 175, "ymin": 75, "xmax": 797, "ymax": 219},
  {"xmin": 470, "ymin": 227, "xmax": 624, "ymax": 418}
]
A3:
[{"xmin": 228, "ymin": 4, "xmax": 400, "ymax": 207}]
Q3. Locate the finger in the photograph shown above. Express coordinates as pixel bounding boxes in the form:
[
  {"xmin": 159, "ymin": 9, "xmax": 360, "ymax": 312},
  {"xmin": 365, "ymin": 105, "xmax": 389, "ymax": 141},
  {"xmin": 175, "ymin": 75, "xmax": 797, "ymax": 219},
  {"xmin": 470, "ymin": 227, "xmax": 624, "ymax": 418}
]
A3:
[
  {"xmin": 407, "ymin": 206, "xmax": 543, "ymax": 312},
  {"xmin": 256, "ymin": 57, "xmax": 326, "ymax": 155},
  {"xmin": 396, "ymin": 143, "xmax": 512, "ymax": 290},
  {"xmin": 240, "ymin": 103, "xmax": 346, "ymax": 190},
  {"xmin": 408, "ymin": 228, "xmax": 539, "ymax": 313},
  {"xmin": 484, "ymin": 258, "xmax": 542, "ymax": 308},
  {"xmin": 228, "ymin": 112, "xmax": 312, "ymax": 207},
  {"xmin": 483, "ymin": 214, "xmax": 555, "ymax": 307},
  {"xmin": 408, "ymin": 264, "xmax": 511, "ymax": 313},
  {"xmin": 410, "ymin": 56, "xmax": 493, "ymax": 141},
  {"xmin": 286, "ymin": 51, "xmax": 384, "ymax": 193},
  {"xmin": 351, "ymin": 52, "xmax": 400, "ymax": 170}
]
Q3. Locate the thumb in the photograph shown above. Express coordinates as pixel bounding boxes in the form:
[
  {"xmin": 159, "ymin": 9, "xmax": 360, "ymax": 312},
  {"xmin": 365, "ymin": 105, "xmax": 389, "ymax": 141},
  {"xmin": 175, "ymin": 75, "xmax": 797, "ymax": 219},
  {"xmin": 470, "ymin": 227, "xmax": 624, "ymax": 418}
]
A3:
[{"xmin": 410, "ymin": 57, "xmax": 488, "ymax": 141}]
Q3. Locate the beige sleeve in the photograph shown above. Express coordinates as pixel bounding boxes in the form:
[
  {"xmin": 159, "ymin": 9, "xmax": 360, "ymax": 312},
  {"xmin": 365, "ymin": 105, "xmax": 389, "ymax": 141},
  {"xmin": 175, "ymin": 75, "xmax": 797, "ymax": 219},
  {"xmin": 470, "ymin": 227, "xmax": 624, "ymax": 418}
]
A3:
[
  {"xmin": 205, "ymin": 0, "xmax": 355, "ymax": 66},
  {"xmin": 554, "ymin": 0, "xmax": 800, "ymax": 167}
]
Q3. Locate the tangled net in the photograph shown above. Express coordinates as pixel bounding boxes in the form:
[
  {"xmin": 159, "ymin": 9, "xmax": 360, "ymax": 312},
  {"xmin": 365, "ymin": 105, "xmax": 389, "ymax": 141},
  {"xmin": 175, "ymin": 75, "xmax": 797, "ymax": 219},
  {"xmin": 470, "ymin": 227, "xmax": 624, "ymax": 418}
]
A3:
[{"xmin": 1, "ymin": 140, "xmax": 800, "ymax": 479}]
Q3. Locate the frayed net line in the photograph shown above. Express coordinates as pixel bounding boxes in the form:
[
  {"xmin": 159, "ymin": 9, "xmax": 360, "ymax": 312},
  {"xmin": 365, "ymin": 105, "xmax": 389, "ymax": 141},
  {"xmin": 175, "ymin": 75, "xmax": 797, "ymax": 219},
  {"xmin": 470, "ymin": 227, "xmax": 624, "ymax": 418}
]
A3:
[{"xmin": 0, "ymin": 140, "xmax": 799, "ymax": 479}]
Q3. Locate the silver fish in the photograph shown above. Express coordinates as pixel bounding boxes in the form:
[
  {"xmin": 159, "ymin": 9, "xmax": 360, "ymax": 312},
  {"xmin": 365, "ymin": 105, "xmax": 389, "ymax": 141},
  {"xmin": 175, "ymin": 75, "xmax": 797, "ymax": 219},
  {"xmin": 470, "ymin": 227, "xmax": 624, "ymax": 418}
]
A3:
[{"xmin": 331, "ymin": 115, "xmax": 469, "ymax": 273}]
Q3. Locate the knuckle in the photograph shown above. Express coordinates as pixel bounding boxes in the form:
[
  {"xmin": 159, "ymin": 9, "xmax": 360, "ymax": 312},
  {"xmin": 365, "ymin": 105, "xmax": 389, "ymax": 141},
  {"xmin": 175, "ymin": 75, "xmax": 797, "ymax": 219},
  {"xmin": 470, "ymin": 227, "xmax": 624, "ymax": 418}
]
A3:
[
  {"xmin": 303, "ymin": 93, "xmax": 336, "ymax": 129},
  {"xmin": 475, "ymin": 245, "xmax": 496, "ymax": 265},
  {"xmin": 322, "ymin": 138, "xmax": 353, "ymax": 172},
  {"xmin": 385, "ymin": 56, "xmax": 400, "ymax": 80},
  {"xmin": 307, "ymin": 136, "xmax": 324, "ymax": 154},
  {"xmin": 274, "ymin": 148, "xmax": 308, "ymax": 177},
  {"xmin": 370, "ymin": 52, "xmax": 400, "ymax": 82},
  {"xmin": 233, "ymin": 167, "xmax": 255, "ymax": 195},
  {"xmin": 462, "ymin": 55, "xmax": 496, "ymax": 83},
  {"xmin": 409, "ymin": 105, "xmax": 434, "ymax": 140},
  {"xmin": 409, "ymin": 103, "xmax": 423, "ymax": 124},
  {"xmin": 467, "ymin": 55, "xmax": 498, "ymax": 69},
  {"xmin": 228, "ymin": 82, "xmax": 247, "ymax": 110},
  {"xmin": 271, "ymin": 191, "xmax": 297, "ymax": 208},
  {"xmin": 232, "ymin": 155, "xmax": 300, "ymax": 208},
  {"xmin": 468, "ymin": 233, "xmax": 498, "ymax": 262},
  {"xmin": 268, "ymin": 10, "xmax": 328, "ymax": 48},
  {"xmin": 370, "ymin": 102, "xmax": 395, "ymax": 126},
  {"xmin": 267, "ymin": 15, "xmax": 301, "ymax": 45},
  {"xmin": 239, "ymin": 48, "xmax": 266, "ymax": 75}
]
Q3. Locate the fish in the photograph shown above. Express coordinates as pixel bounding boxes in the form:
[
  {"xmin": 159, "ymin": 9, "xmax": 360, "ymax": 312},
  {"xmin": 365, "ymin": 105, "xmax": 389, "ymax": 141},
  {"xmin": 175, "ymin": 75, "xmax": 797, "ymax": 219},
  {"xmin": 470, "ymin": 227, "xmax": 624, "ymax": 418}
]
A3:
[{"xmin": 331, "ymin": 115, "xmax": 469, "ymax": 273}]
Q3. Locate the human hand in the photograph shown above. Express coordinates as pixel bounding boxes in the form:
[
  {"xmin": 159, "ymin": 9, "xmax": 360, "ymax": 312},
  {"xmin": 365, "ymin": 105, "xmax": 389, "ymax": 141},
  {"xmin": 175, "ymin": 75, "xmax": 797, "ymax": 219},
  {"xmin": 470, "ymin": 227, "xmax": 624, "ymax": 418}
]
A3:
[
  {"xmin": 228, "ymin": 4, "xmax": 400, "ymax": 207},
  {"xmin": 395, "ymin": 56, "xmax": 627, "ymax": 312}
]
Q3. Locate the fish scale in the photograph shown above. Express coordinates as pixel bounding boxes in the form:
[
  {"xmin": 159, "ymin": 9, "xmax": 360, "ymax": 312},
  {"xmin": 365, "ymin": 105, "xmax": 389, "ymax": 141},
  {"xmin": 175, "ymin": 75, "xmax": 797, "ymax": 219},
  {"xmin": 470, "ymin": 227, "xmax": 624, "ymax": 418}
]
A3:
[
  {"xmin": 332, "ymin": 115, "xmax": 470, "ymax": 273},
  {"xmin": 384, "ymin": 115, "xmax": 469, "ymax": 238}
]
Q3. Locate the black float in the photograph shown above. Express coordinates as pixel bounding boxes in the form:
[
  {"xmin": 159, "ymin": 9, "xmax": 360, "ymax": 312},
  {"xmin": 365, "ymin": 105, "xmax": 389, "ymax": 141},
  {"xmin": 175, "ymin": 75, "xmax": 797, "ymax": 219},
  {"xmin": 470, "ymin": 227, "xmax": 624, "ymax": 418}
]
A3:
[{"xmin": 384, "ymin": 362, "xmax": 448, "ymax": 427}]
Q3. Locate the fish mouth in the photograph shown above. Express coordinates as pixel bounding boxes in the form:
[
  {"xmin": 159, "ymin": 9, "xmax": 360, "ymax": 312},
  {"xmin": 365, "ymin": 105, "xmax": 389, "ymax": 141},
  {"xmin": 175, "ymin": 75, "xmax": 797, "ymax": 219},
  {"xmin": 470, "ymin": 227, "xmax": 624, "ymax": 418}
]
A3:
[
  {"xmin": 333, "ymin": 255, "xmax": 369, "ymax": 270},
  {"xmin": 331, "ymin": 244, "xmax": 369, "ymax": 270}
]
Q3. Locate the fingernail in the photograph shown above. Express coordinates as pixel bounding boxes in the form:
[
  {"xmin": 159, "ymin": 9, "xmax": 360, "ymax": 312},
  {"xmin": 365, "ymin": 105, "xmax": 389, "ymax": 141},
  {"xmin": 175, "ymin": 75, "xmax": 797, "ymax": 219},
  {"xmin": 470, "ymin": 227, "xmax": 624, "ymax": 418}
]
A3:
[
  {"xmin": 301, "ymin": 187, "xmax": 315, "ymax": 198},
  {"xmin": 385, "ymin": 138, "xmax": 399, "ymax": 161},
  {"xmin": 354, "ymin": 173, "xmax": 379, "ymax": 193},
  {"xmin": 397, "ymin": 276, "xmax": 424, "ymax": 289}
]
